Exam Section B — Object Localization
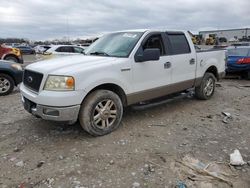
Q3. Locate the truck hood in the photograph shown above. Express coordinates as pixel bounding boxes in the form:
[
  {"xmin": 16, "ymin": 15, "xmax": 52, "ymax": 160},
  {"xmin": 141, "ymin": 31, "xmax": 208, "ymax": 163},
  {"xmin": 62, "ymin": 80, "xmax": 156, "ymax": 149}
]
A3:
[{"xmin": 26, "ymin": 55, "xmax": 117, "ymax": 74}]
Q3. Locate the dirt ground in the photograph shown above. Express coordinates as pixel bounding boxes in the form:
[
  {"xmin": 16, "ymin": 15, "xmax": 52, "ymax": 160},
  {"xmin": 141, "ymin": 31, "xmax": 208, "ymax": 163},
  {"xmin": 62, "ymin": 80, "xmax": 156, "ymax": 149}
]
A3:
[{"xmin": 0, "ymin": 78, "xmax": 250, "ymax": 188}]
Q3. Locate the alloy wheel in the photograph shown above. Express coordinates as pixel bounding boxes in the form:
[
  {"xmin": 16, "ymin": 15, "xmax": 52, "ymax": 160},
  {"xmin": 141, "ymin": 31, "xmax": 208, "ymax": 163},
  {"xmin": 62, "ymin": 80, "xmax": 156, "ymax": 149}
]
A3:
[
  {"xmin": 92, "ymin": 99, "xmax": 117, "ymax": 129},
  {"xmin": 0, "ymin": 77, "xmax": 11, "ymax": 94}
]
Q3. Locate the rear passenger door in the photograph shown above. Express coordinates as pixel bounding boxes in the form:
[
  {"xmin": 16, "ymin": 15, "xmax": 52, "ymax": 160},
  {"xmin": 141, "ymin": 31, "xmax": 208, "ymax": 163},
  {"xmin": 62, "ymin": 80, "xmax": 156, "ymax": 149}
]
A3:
[{"xmin": 166, "ymin": 32, "xmax": 196, "ymax": 87}]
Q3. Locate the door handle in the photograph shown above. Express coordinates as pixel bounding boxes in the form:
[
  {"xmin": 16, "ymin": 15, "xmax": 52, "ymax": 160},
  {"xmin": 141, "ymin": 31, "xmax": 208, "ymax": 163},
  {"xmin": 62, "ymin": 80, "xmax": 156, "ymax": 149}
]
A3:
[
  {"xmin": 164, "ymin": 62, "xmax": 171, "ymax": 69},
  {"xmin": 189, "ymin": 58, "xmax": 195, "ymax": 65},
  {"xmin": 121, "ymin": 67, "xmax": 131, "ymax": 72}
]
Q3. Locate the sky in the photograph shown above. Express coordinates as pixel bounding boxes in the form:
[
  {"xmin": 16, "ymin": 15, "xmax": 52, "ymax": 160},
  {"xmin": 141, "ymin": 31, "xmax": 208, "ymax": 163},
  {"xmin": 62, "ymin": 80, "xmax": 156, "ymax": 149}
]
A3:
[{"xmin": 0, "ymin": 0, "xmax": 249, "ymax": 40}]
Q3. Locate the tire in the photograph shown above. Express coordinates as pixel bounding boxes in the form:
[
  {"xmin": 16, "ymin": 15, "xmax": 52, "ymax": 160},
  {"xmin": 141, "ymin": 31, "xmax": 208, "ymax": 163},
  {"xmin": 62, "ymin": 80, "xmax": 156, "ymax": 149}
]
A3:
[
  {"xmin": 0, "ymin": 73, "xmax": 15, "ymax": 96},
  {"xmin": 195, "ymin": 73, "xmax": 216, "ymax": 100},
  {"xmin": 4, "ymin": 56, "xmax": 18, "ymax": 63},
  {"xmin": 79, "ymin": 90, "xmax": 123, "ymax": 136}
]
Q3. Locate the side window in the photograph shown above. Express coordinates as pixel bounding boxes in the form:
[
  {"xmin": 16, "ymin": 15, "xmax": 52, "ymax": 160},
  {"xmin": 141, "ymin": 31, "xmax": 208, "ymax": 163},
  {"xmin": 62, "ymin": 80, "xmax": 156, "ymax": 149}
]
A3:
[
  {"xmin": 68, "ymin": 47, "xmax": 74, "ymax": 53},
  {"xmin": 143, "ymin": 34, "xmax": 165, "ymax": 55},
  {"xmin": 56, "ymin": 46, "xmax": 74, "ymax": 53},
  {"xmin": 55, "ymin": 47, "xmax": 63, "ymax": 52},
  {"xmin": 167, "ymin": 33, "xmax": 191, "ymax": 55},
  {"xmin": 74, "ymin": 47, "xmax": 84, "ymax": 53}
]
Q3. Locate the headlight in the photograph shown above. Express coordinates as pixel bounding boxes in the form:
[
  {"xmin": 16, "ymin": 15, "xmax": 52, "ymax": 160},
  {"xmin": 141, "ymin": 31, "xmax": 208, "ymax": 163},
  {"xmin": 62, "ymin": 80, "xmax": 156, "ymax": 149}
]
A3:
[
  {"xmin": 11, "ymin": 64, "xmax": 23, "ymax": 71},
  {"xmin": 44, "ymin": 75, "xmax": 75, "ymax": 91}
]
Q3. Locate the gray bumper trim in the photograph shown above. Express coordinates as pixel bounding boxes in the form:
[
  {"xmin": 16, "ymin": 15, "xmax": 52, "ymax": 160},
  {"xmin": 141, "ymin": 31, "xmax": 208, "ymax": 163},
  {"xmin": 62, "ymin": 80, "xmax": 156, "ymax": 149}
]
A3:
[{"xmin": 31, "ymin": 104, "xmax": 80, "ymax": 123}]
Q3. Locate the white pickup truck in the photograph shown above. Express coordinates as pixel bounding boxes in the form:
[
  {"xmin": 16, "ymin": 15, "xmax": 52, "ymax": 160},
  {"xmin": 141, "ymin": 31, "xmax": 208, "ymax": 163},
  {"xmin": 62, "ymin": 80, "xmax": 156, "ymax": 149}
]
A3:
[{"xmin": 20, "ymin": 30, "xmax": 225, "ymax": 136}]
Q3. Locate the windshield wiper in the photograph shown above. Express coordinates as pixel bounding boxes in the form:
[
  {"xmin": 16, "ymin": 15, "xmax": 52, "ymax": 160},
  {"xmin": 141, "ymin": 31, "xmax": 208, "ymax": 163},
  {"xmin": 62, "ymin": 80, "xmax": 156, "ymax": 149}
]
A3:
[{"xmin": 89, "ymin": 51, "xmax": 110, "ymax": 56}]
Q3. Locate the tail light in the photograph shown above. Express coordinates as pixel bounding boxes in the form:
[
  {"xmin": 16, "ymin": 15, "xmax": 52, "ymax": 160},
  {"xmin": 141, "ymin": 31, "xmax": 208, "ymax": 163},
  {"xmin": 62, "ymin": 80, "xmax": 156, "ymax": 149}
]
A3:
[{"xmin": 236, "ymin": 57, "xmax": 250, "ymax": 64}]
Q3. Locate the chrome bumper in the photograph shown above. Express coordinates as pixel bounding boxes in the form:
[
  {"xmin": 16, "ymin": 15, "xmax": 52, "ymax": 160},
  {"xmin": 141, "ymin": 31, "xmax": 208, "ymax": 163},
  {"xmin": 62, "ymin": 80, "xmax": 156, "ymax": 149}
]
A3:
[{"xmin": 22, "ymin": 96, "xmax": 80, "ymax": 124}]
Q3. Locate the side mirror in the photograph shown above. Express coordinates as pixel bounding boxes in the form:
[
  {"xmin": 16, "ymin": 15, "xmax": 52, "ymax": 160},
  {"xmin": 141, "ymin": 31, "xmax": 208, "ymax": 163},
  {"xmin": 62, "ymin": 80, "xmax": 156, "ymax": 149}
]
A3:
[{"xmin": 135, "ymin": 48, "xmax": 160, "ymax": 62}]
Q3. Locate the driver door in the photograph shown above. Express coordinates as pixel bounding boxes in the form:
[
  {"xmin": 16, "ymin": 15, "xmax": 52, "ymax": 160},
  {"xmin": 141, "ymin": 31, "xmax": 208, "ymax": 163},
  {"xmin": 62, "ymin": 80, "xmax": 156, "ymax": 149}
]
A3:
[{"xmin": 129, "ymin": 33, "xmax": 172, "ymax": 104}]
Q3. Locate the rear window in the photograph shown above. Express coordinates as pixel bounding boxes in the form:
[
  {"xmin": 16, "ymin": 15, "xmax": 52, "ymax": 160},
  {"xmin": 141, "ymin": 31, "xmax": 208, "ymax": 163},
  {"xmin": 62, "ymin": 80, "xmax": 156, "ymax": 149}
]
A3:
[
  {"xmin": 227, "ymin": 48, "xmax": 250, "ymax": 56},
  {"xmin": 167, "ymin": 33, "xmax": 191, "ymax": 55}
]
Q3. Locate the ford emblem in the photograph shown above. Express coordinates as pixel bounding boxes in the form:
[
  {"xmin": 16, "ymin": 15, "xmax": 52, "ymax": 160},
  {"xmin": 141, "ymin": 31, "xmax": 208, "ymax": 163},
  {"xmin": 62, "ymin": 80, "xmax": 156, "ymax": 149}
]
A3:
[{"xmin": 27, "ymin": 76, "xmax": 33, "ymax": 83}]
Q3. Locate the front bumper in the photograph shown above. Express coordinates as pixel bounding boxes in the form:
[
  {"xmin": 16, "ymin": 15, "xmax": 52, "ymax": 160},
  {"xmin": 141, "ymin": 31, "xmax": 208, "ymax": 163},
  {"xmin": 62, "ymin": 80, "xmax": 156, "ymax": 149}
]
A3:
[
  {"xmin": 20, "ymin": 83, "xmax": 86, "ymax": 106},
  {"xmin": 21, "ymin": 96, "xmax": 80, "ymax": 123}
]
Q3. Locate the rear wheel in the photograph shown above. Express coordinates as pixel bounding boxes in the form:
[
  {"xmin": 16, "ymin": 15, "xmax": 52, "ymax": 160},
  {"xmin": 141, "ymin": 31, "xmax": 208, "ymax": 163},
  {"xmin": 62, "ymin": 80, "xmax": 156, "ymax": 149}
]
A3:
[
  {"xmin": 4, "ymin": 56, "xmax": 18, "ymax": 63},
  {"xmin": 0, "ymin": 73, "xmax": 15, "ymax": 96},
  {"xmin": 79, "ymin": 90, "xmax": 123, "ymax": 136},
  {"xmin": 195, "ymin": 73, "xmax": 216, "ymax": 100}
]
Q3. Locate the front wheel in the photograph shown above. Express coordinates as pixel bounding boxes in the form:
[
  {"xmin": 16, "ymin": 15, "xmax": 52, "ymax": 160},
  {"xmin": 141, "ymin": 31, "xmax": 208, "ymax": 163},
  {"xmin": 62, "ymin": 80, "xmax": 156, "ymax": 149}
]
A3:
[
  {"xmin": 79, "ymin": 90, "xmax": 123, "ymax": 136},
  {"xmin": 195, "ymin": 73, "xmax": 216, "ymax": 100},
  {"xmin": 0, "ymin": 73, "xmax": 15, "ymax": 96}
]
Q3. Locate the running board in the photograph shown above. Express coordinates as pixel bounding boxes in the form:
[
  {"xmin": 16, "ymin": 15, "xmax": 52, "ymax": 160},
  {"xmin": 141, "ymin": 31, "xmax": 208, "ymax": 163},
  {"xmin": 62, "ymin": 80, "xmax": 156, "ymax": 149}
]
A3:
[{"xmin": 131, "ymin": 89, "xmax": 194, "ymax": 110}]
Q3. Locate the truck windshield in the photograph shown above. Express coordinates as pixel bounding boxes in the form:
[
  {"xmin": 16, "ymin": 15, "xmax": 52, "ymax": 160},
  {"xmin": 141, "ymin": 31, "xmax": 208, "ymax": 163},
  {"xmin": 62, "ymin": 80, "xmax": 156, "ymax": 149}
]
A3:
[{"xmin": 84, "ymin": 32, "xmax": 143, "ymax": 57}]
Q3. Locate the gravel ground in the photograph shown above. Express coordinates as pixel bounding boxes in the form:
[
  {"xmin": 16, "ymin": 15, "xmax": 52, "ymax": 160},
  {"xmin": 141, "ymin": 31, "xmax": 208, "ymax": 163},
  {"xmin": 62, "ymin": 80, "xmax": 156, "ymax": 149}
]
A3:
[{"xmin": 0, "ymin": 79, "xmax": 250, "ymax": 188}]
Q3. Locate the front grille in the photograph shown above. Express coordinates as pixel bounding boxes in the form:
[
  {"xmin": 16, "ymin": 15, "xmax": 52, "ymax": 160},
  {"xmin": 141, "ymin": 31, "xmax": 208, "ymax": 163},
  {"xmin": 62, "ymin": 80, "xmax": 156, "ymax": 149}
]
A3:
[{"xmin": 23, "ymin": 70, "xmax": 43, "ymax": 92}]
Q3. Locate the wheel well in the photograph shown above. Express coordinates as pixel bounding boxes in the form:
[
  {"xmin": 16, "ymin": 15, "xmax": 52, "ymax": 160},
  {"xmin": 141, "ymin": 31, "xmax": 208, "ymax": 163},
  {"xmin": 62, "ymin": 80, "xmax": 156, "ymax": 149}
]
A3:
[
  {"xmin": 0, "ymin": 71, "xmax": 16, "ymax": 85},
  {"xmin": 4, "ymin": 54, "xmax": 18, "ymax": 61},
  {"xmin": 206, "ymin": 66, "xmax": 219, "ymax": 80},
  {"xmin": 88, "ymin": 84, "xmax": 127, "ymax": 106}
]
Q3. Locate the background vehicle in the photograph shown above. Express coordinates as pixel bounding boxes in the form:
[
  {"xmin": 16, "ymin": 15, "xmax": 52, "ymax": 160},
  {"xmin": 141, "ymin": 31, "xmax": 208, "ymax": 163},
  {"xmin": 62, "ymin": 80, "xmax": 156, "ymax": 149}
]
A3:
[
  {"xmin": 218, "ymin": 37, "xmax": 227, "ymax": 43},
  {"xmin": 16, "ymin": 46, "xmax": 36, "ymax": 55},
  {"xmin": 21, "ymin": 30, "xmax": 225, "ymax": 136},
  {"xmin": 231, "ymin": 42, "xmax": 250, "ymax": 47},
  {"xmin": 192, "ymin": 35, "xmax": 202, "ymax": 45},
  {"xmin": 0, "ymin": 60, "xmax": 23, "ymax": 96},
  {"xmin": 34, "ymin": 45, "xmax": 51, "ymax": 54},
  {"xmin": 77, "ymin": 43, "xmax": 91, "ymax": 50},
  {"xmin": 44, "ymin": 45, "xmax": 85, "ymax": 55},
  {"xmin": 0, "ymin": 44, "xmax": 23, "ymax": 64},
  {"xmin": 239, "ymin": 36, "xmax": 250, "ymax": 42},
  {"xmin": 205, "ymin": 34, "xmax": 218, "ymax": 45},
  {"xmin": 226, "ymin": 46, "xmax": 250, "ymax": 79}
]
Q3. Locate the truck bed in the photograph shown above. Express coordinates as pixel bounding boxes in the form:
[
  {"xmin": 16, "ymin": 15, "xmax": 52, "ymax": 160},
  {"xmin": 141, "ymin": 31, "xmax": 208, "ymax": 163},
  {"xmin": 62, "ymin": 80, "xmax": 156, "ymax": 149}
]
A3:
[{"xmin": 195, "ymin": 49, "xmax": 226, "ymax": 79}]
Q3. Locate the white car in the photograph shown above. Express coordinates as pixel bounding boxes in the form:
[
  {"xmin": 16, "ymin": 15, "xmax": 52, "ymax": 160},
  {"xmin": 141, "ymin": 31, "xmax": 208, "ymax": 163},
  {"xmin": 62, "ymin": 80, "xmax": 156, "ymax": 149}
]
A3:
[
  {"xmin": 21, "ymin": 29, "xmax": 225, "ymax": 136},
  {"xmin": 34, "ymin": 45, "xmax": 51, "ymax": 54},
  {"xmin": 76, "ymin": 43, "xmax": 91, "ymax": 50},
  {"xmin": 44, "ymin": 45, "xmax": 85, "ymax": 55}
]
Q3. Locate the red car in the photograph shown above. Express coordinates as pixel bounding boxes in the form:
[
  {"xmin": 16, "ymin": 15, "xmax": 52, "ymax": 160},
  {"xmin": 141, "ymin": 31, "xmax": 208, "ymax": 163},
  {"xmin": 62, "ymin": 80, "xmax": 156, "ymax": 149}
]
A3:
[{"xmin": 0, "ymin": 44, "xmax": 23, "ymax": 64}]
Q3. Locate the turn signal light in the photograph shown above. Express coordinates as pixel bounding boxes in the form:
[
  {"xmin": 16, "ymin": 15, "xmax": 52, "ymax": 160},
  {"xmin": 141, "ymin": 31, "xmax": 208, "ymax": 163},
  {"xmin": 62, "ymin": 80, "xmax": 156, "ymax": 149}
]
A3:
[{"xmin": 66, "ymin": 77, "xmax": 75, "ymax": 89}]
